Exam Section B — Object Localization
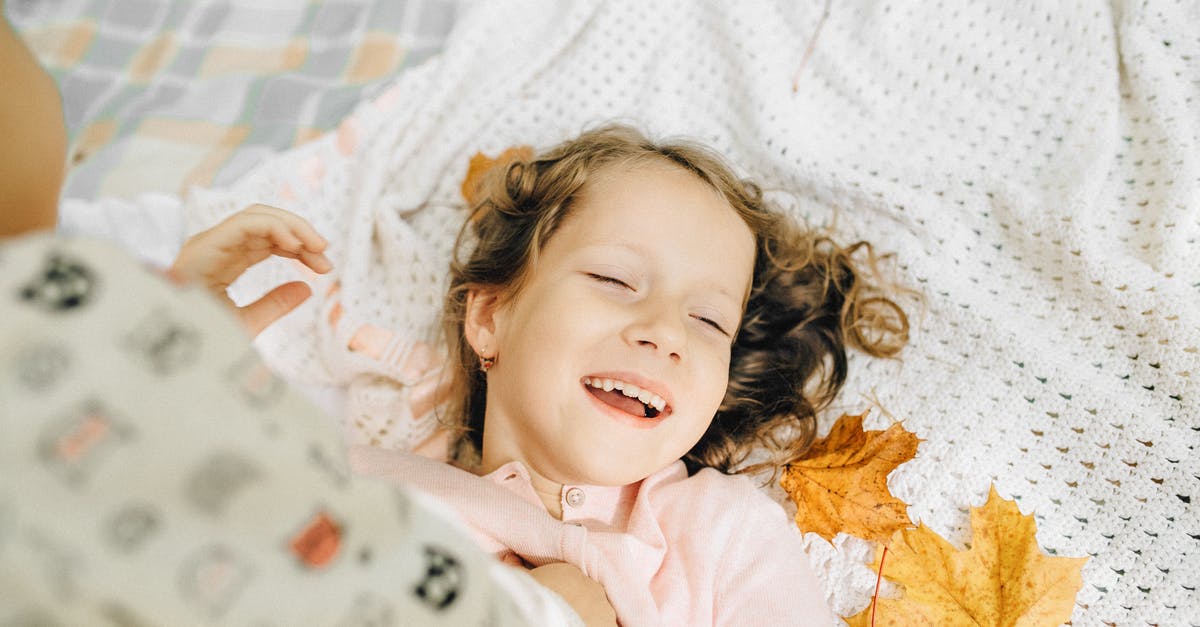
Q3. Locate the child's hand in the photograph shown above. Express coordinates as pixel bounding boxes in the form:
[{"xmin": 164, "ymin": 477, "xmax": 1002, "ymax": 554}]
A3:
[
  {"xmin": 169, "ymin": 204, "xmax": 332, "ymax": 336},
  {"xmin": 527, "ymin": 562, "xmax": 616, "ymax": 627}
]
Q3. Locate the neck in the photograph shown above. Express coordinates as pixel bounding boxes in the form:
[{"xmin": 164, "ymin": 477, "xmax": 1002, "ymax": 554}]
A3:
[
  {"xmin": 479, "ymin": 446, "xmax": 566, "ymax": 520},
  {"xmin": 526, "ymin": 468, "xmax": 565, "ymax": 519}
]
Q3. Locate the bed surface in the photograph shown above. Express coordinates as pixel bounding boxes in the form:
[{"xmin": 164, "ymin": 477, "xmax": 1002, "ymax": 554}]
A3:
[
  {"xmin": 9, "ymin": 0, "xmax": 459, "ymax": 199},
  {"xmin": 12, "ymin": 0, "xmax": 1200, "ymax": 624}
]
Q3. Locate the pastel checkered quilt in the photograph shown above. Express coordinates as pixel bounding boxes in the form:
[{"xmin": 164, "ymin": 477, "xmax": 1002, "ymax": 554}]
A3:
[{"xmin": 9, "ymin": 0, "xmax": 459, "ymax": 200}]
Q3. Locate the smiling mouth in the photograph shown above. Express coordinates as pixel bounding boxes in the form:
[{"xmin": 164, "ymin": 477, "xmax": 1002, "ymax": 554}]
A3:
[{"xmin": 582, "ymin": 377, "xmax": 669, "ymax": 419}]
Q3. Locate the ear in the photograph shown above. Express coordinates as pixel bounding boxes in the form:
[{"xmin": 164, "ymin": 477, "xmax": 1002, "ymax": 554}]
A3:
[{"xmin": 464, "ymin": 286, "xmax": 505, "ymax": 357}]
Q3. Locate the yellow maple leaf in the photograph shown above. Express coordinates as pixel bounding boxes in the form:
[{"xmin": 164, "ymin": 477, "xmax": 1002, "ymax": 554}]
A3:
[
  {"xmin": 460, "ymin": 145, "xmax": 534, "ymax": 206},
  {"xmin": 845, "ymin": 485, "xmax": 1088, "ymax": 626},
  {"xmin": 780, "ymin": 412, "xmax": 920, "ymax": 544}
]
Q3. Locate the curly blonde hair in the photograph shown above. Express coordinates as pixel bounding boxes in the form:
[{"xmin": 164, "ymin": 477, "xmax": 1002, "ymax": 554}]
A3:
[{"xmin": 442, "ymin": 124, "xmax": 909, "ymax": 475}]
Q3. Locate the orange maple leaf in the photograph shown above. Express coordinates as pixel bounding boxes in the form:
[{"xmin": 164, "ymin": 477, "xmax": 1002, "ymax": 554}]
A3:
[
  {"xmin": 780, "ymin": 411, "xmax": 920, "ymax": 544},
  {"xmin": 845, "ymin": 485, "xmax": 1088, "ymax": 626},
  {"xmin": 460, "ymin": 145, "xmax": 534, "ymax": 206}
]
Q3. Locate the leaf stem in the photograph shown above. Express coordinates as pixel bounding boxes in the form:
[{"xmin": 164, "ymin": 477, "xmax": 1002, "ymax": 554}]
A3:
[{"xmin": 871, "ymin": 545, "xmax": 889, "ymax": 627}]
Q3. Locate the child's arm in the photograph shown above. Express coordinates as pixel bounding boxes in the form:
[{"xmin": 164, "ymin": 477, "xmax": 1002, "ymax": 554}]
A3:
[
  {"xmin": 527, "ymin": 562, "xmax": 617, "ymax": 627},
  {"xmin": 0, "ymin": 1, "xmax": 67, "ymax": 237},
  {"xmin": 168, "ymin": 204, "xmax": 332, "ymax": 336}
]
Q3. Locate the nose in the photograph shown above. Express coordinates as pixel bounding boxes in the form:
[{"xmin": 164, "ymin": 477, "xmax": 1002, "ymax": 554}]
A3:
[{"xmin": 622, "ymin": 298, "xmax": 686, "ymax": 362}]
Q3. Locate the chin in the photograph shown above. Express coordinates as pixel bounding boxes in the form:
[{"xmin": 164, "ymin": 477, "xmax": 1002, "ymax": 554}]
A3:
[{"xmin": 568, "ymin": 463, "xmax": 651, "ymax": 487}]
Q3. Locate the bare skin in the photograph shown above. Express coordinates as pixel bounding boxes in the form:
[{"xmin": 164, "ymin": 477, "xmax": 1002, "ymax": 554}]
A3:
[
  {"xmin": 168, "ymin": 204, "xmax": 332, "ymax": 335},
  {"xmin": 528, "ymin": 563, "xmax": 618, "ymax": 627},
  {"xmin": 0, "ymin": 1, "xmax": 66, "ymax": 237}
]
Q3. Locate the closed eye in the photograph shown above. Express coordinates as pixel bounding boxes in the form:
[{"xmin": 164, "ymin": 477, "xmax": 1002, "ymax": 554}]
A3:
[
  {"xmin": 588, "ymin": 272, "xmax": 730, "ymax": 335},
  {"xmin": 587, "ymin": 273, "xmax": 633, "ymax": 290},
  {"xmin": 695, "ymin": 315, "xmax": 728, "ymax": 335}
]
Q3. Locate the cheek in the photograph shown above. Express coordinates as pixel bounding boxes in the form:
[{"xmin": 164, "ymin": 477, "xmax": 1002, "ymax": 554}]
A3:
[
  {"xmin": 705, "ymin": 345, "xmax": 733, "ymax": 391},
  {"xmin": 496, "ymin": 289, "xmax": 609, "ymax": 375},
  {"xmin": 689, "ymin": 346, "xmax": 733, "ymax": 416}
]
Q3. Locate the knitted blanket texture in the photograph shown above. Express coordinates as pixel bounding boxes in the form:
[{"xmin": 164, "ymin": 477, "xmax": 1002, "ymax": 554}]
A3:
[{"xmin": 183, "ymin": 1, "xmax": 1200, "ymax": 623}]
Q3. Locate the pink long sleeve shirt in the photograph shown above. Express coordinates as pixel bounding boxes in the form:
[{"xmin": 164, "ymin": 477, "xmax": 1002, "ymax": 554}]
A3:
[{"xmin": 349, "ymin": 446, "xmax": 835, "ymax": 626}]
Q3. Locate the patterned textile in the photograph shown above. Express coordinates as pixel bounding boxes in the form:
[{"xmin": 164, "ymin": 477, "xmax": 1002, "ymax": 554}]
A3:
[
  {"xmin": 179, "ymin": 1, "xmax": 1200, "ymax": 624},
  {"xmin": 7, "ymin": 0, "xmax": 459, "ymax": 200},
  {"xmin": 0, "ymin": 234, "xmax": 577, "ymax": 626}
]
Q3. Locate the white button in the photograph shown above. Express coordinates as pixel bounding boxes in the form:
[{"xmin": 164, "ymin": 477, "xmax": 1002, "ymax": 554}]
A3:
[{"xmin": 565, "ymin": 487, "xmax": 585, "ymax": 508}]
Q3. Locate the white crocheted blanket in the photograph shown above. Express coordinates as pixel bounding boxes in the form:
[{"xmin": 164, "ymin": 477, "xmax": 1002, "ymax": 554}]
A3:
[{"xmin": 183, "ymin": 1, "xmax": 1200, "ymax": 623}]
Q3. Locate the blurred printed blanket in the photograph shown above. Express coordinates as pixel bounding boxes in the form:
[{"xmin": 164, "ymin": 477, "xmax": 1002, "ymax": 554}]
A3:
[{"xmin": 8, "ymin": 0, "xmax": 459, "ymax": 200}]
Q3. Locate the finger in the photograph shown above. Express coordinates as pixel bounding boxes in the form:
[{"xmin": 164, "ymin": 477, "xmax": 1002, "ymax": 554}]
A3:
[
  {"xmin": 189, "ymin": 209, "xmax": 327, "ymax": 283},
  {"xmin": 243, "ymin": 203, "xmax": 328, "ymax": 252},
  {"xmin": 297, "ymin": 248, "xmax": 333, "ymax": 274},
  {"xmin": 249, "ymin": 246, "xmax": 332, "ymax": 274},
  {"xmin": 203, "ymin": 221, "xmax": 307, "ymax": 287},
  {"xmin": 207, "ymin": 246, "xmax": 275, "ymax": 288},
  {"xmin": 209, "ymin": 246, "xmax": 330, "ymax": 287},
  {"xmin": 238, "ymin": 281, "xmax": 312, "ymax": 336},
  {"xmin": 198, "ymin": 214, "xmax": 304, "ymax": 262}
]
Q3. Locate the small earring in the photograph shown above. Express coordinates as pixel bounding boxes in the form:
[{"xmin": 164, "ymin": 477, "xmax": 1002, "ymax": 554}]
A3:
[{"xmin": 479, "ymin": 355, "xmax": 495, "ymax": 372}]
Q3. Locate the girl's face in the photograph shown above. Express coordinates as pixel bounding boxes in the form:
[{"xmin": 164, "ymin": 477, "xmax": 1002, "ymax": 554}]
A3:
[{"xmin": 469, "ymin": 161, "xmax": 756, "ymax": 486}]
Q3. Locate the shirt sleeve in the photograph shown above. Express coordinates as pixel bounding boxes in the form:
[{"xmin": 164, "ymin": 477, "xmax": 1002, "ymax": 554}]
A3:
[{"xmin": 713, "ymin": 486, "xmax": 839, "ymax": 626}]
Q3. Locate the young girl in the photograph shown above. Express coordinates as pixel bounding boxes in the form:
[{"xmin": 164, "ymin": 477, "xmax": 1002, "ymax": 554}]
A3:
[{"xmin": 174, "ymin": 125, "xmax": 908, "ymax": 625}]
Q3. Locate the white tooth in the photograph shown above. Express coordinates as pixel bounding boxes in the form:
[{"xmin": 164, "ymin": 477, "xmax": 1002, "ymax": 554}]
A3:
[
  {"xmin": 583, "ymin": 377, "xmax": 593, "ymax": 386},
  {"xmin": 622, "ymin": 383, "xmax": 641, "ymax": 398},
  {"xmin": 613, "ymin": 380, "xmax": 625, "ymax": 391},
  {"xmin": 603, "ymin": 378, "xmax": 615, "ymax": 391},
  {"xmin": 637, "ymin": 390, "xmax": 652, "ymax": 404},
  {"xmin": 652, "ymin": 397, "xmax": 666, "ymax": 411}
]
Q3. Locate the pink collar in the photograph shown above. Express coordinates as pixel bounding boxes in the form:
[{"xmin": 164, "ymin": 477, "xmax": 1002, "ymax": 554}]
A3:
[{"xmin": 482, "ymin": 460, "xmax": 650, "ymax": 530}]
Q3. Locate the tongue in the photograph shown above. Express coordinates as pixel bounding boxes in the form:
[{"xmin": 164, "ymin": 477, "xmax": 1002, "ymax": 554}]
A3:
[{"xmin": 588, "ymin": 386, "xmax": 648, "ymax": 417}]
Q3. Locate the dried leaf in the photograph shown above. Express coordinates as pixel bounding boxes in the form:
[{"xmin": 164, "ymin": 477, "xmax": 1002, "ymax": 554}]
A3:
[
  {"xmin": 460, "ymin": 145, "xmax": 534, "ymax": 206},
  {"xmin": 781, "ymin": 412, "xmax": 919, "ymax": 543},
  {"xmin": 845, "ymin": 485, "xmax": 1088, "ymax": 626}
]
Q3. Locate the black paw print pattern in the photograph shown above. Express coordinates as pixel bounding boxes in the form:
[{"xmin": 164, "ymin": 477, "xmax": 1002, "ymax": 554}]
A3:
[
  {"xmin": 121, "ymin": 309, "xmax": 202, "ymax": 376},
  {"xmin": 414, "ymin": 545, "xmax": 465, "ymax": 611},
  {"xmin": 19, "ymin": 252, "xmax": 98, "ymax": 312}
]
